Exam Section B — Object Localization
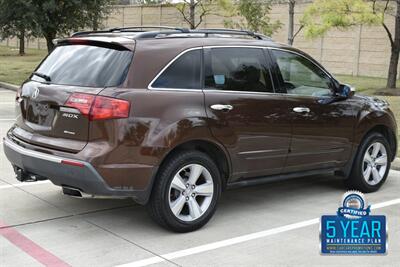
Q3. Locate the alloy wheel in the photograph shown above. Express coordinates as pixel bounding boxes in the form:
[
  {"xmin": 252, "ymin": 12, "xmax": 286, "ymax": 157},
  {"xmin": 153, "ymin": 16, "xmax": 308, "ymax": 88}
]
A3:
[
  {"xmin": 168, "ymin": 164, "xmax": 214, "ymax": 222},
  {"xmin": 362, "ymin": 142, "xmax": 388, "ymax": 186}
]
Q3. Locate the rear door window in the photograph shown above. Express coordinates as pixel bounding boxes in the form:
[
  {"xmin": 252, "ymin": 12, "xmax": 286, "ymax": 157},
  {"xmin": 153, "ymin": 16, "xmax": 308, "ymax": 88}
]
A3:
[
  {"xmin": 151, "ymin": 49, "xmax": 202, "ymax": 89},
  {"xmin": 32, "ymin": 44, "xmax": 133, "ymax": 87},
  {"xmin": 205, "ymin": 48, "xmax": 274, "ymax": 93}
]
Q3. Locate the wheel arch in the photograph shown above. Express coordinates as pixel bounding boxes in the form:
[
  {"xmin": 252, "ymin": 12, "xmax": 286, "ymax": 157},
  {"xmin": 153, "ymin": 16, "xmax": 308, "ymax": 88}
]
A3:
[
  {"xmin": 156, "ymin": 139, "xmax": 231, "ymax": 189},
  {"xmin": 355, "ymin": 107, "xmax": 397, "ymax": 162},
  {"xmin": 342, "ymin": 122, "xmax": 397, "ymax": 179},
  {"xmin": 361, "ymin": 124, "xmax": 397, "ymax": 161}
]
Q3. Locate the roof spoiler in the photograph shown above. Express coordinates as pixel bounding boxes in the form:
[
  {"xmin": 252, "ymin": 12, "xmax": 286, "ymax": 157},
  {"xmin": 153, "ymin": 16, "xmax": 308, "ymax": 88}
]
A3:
[{"xmin": 53, "ymin": 38, "xmax": 134, "ymax": 51}]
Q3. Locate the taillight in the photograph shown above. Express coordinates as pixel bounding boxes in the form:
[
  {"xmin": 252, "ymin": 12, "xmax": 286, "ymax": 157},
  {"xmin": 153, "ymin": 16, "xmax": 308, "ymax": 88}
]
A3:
[
  {"xmin": 90, "ymin": 96, "xmax": 130, "ymax": 120},
  {"xmin": 65, "ymin": 93, "xmax": 130, "ymax": 120},
  {"xmin": 65, "ymin": 93, "xmax": 95, "ymax": 116}
]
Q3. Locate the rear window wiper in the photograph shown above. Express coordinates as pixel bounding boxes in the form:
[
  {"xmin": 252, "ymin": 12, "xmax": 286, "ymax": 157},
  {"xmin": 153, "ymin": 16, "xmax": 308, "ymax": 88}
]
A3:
[{"xmin": 32, "ymin": 71, "xmax": 51, "ymax": 82}]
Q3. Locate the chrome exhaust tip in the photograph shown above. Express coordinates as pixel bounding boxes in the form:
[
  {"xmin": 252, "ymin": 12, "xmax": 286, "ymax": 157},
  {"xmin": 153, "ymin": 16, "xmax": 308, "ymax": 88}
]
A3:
[
  {"xmin": 61, "ymin": 186, "xmax": 128, "ymax": 199},
  {"xmin": 62, "ymin": 186, "xmax": 84, "ymax": 198}
]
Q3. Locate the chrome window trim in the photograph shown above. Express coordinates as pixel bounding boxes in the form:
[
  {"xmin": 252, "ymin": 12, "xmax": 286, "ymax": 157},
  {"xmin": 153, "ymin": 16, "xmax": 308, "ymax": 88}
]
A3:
[
  {"xmin": 148, "ymin": 47, "xmax": 203, "ymax": 91},
  {"xmin": 147, "ymin": 46, "xmax": 271, "ymax": 91},
  {"xmin": 205, "ymin": 89, "xmax": 331, "ymax": 99},
  {"xmin": 147, "ymin": 45, "xmax": 335, "ymax": 99},
  {"xmin": 204, "ymin": 89, "xmax": 286, "ymax": 97},
  {"xmin": 268, "ymin": 47, "xmax": 335, "ymax": 80},
  {"xmin": 268, "ymin": 47, "xmax": 336, "ymax": 99}
]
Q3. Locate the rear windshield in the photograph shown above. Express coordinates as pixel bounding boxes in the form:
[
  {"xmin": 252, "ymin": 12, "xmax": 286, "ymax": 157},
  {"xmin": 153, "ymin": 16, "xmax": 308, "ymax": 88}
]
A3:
[{"xmin": 32, "ymin": 44, "xmax": 133, "ymax": 87}]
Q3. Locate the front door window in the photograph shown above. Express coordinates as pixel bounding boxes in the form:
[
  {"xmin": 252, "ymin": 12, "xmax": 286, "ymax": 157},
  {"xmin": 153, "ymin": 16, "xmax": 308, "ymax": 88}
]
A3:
[{"xmin": 271, "ymin": 49, "xmax": 334, "ymax": 97}]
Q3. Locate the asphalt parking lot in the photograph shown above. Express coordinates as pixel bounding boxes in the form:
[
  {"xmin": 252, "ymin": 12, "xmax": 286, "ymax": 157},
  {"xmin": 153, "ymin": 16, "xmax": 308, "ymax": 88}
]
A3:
[{"xmin": 0, "ymin": 87, "xmax": 399, "ymax": 267}]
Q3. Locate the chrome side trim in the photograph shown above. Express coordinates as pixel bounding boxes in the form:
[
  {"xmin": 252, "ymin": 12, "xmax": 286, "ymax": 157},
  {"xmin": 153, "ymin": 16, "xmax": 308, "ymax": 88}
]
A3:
[
  {"xmin": 238, "ymin": 149, "xmax": 276, "ymax": 155},
  {"xmin": 148, "ymin": 88, "xmax": 203, "ymax": 92}
]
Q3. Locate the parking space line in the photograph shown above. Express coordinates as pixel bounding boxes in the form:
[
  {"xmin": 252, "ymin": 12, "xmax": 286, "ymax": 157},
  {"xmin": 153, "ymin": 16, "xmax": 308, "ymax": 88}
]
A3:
[
  {"xmin": 0, "ymin": 118, "xmax": 15, "ymax": 121},
  {"xmin": 116, "ymin": 197, "xmax": 400, "ymax": 267},
  {"xmin": 0, "ymin": 220, "xmax": 71, "ymax": 267},
  {"xmin": 0, "ymin": 180, "xmax": 51, "ymax": 190}
]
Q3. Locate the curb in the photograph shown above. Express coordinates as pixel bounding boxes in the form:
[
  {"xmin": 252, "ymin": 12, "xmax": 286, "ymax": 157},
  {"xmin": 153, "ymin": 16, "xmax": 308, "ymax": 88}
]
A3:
[
  {"xmin": 0, "ymin": 81, "xmax": 18, "ymax": 91},
  {"xmin": 392, "ymin": 157, "xmax": 400, "ymax": 171}
]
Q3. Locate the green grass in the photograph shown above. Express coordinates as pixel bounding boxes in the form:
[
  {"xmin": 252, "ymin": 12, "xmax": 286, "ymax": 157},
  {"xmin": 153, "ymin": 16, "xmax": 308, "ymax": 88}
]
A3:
[
  {"xmin": 0, "ymin": 45, "xmax": 47, "ymax": 85},
  {"xmin": 335, "ymin": 74, "xmax": 390, "ymax": 94}
]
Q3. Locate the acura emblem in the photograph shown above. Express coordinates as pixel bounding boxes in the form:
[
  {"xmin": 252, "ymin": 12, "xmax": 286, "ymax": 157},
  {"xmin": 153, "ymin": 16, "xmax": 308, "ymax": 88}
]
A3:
[{"xmin": 31, "ymin": 88, "xmax": 39, "ymax": 99}]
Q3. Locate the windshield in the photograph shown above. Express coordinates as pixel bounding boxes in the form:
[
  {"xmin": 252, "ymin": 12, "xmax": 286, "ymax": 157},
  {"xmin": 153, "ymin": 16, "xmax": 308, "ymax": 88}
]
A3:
[{"xmin": 32, "ymin": 44, "xmax": 132, "ymax": 87}]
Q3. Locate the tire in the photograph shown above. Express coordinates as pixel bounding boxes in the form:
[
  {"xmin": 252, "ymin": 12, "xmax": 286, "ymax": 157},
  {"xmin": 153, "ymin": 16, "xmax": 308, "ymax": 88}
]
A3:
[
  {"xmin": 147, "ymin": 150, "xmax": 222, "ymax": 232},
  {"xmin": 345, "ymin": 132, "xmax": 391, "ymax": 193}
]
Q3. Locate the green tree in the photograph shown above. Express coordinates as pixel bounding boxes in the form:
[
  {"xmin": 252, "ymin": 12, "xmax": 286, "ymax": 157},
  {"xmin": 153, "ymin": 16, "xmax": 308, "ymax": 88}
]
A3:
[
  {"xmin": 85, "ymin": 0, "xmax": 116, "ymax": 31},
  {"xmin": 301, "ymin": 0, "xmax": 399, "ymax": 89},
  {"xmin": 174, "ymin": 0, "xmax": 229, "ymax": 29},
  {"xmin": 120, "ymin": 0, "xmax": 166, "ymax": 5},
  {"xmin": 31, "ymin": 0, "xmax": 115, "ymax": 52},
  {"xmin": 0, "ymin": 0, "xmax": 37, "ymax": 55},
  {"xmin": 224, "ymin": 0, "xmax": 282, "ymax": 36},
  {"xmin": 142, "ymin": 0, "xmax": 166, "ymax": 4}
]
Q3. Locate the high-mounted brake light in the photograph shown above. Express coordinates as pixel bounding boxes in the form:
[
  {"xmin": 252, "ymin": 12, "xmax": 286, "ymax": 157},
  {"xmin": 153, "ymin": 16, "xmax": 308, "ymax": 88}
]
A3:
[
  {"xmin": 66, "ymin": 39, "xmax": 90, "ymax": 45},
  {"xmin": 65, "ymin": 93, "xmax": 130, "ymax": 120}
]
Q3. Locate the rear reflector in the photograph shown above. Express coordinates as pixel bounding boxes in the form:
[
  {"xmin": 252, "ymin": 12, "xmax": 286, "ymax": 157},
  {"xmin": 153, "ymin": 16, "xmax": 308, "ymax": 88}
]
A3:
[
  {"xmin": 65, "ymin": 93, "xmax": 130, "ymax": 120},
  {"xmin": 61, "ymin": 160, "xmax": 85, "ymax": 167}
]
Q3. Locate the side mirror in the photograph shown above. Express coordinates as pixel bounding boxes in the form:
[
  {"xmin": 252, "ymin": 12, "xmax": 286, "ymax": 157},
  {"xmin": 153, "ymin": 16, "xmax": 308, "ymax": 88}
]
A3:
[
  {"xmin": 336, "ymin": 84, "xmax": 355, "ymax": 99},
  {"xmin": 318, "ymin": 83, "xmax": 355, "ymax": 104}
]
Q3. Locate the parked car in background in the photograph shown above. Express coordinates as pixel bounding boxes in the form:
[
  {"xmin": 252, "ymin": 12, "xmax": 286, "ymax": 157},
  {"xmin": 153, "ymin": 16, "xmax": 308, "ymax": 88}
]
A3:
[{"xmin": 3, "ymin": 27, "xmax": 397, "ymax": 232}]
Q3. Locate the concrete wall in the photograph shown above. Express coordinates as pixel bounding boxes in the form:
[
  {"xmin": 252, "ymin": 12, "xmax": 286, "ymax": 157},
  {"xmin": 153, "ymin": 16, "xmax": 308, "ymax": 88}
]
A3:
[{"xmin": 1, "ymin": 2, "xmax": 397, "ymax": 78}]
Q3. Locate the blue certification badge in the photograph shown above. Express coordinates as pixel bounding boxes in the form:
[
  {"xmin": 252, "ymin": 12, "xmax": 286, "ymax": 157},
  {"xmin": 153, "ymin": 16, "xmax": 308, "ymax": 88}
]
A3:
[{"xmin": 320, "ymin": 191, "xmax": 387, "ymax": 255}]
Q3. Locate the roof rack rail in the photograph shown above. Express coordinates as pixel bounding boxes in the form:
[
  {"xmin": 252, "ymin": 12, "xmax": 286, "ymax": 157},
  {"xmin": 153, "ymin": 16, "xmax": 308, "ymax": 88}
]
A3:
[
  {"xmin": 71, "ymin": 26, "xmax": 271, "ymax": 41},
  {"xmin": 110, "ymin": 26, "xmax": 190, "ymax": 33},
  {"xmin": 193, "ymin": 28, "xmax": 271, "ymax": 40},
  {"xmin": 72, "ymin": 26, "xmax": 189, "ymax": 37}
]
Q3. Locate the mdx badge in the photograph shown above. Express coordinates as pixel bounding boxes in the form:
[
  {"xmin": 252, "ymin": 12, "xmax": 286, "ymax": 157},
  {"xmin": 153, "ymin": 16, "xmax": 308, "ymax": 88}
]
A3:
[{"xmin": 62, "ymin": 113, "xmax": 79, "ymax": 119}]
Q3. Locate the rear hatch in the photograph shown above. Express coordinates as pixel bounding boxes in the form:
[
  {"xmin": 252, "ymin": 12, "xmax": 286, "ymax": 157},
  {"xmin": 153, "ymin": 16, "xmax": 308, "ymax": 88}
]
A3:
[{"xmin": 13, "ymin": 39, "xmax": 133, "ymax": 153}]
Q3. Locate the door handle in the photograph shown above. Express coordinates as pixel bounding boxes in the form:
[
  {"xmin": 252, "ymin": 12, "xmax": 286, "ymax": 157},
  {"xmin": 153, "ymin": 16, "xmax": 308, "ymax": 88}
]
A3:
[
  {"xmin": 293, "ymin": 107, "xmax": 310, "ymax": 113},
  {"xmin": 210, "ymin": 104, "xmax": 233, "ymax": 112}
]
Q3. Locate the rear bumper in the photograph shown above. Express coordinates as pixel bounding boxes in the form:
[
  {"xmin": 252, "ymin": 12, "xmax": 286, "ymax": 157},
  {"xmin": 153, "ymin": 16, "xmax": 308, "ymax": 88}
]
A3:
[{"xmin": 3, "ymin": 136, "xmax": 154, "ymax": 204}]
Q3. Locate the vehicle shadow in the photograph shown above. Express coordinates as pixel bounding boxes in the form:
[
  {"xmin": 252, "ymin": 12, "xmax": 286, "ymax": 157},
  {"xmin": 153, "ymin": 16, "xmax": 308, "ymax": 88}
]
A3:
[{"xmin": 78, "ymin": 173, "xmax": 347, "ymax": 236}]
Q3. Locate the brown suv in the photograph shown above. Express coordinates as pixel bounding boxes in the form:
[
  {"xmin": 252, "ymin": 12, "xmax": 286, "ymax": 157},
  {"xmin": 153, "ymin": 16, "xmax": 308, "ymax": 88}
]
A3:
[{"xmin": 3, "ymin": 27, "xmax": 398, "ymax": 232}]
